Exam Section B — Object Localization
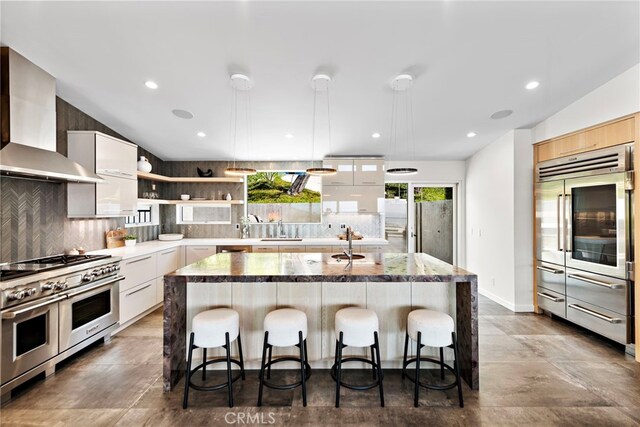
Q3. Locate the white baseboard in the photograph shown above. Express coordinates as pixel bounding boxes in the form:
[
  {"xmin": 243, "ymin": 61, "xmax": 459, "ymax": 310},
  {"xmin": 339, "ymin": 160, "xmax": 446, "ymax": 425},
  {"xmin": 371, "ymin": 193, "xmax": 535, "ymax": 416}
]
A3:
[{"xmin": 478, "ymin": 288, "xmax": 534, "ymax": 312}]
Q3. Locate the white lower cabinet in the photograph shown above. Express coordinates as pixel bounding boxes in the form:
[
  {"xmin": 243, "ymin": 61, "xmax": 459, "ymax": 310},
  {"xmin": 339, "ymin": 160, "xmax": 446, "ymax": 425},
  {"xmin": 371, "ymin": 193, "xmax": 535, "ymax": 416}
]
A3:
[
  {"xmin": 119, "ymin": 253, "xmax": 157, "ymax": 292},
  {"xmin": 185, "ymin": 245, "xmax": 217, "ymax": 265},
  {"xmin": 156, "ymin": 277, "xmax": 164, "ymax": 305},
  {"xmin": 120, "ymin": 279, "xmax": 157, "ymax": 324},
  {"xmin": 157, "ymin": 247, "xmax": 181, "ymax": 276}
]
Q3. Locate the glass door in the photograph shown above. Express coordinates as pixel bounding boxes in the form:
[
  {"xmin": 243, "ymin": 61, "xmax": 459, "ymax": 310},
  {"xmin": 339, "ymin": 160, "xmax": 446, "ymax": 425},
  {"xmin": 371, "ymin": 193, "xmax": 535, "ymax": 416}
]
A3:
[
  {"xmin": 408, "ymin": 184, "xmax": 457, "ymax": 264},
  {"xmin": 384, "ymin": 183, "xmax": 409, "ymax": 252},
  {"xmin": 565, "ymin": 172, "xmax": 629, "ymax": 279}
]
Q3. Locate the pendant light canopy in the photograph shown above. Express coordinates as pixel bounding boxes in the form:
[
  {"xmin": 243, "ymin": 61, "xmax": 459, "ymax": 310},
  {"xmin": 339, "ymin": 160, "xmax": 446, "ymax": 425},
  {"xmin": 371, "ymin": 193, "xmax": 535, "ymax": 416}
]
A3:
[
  {"xmin": 306, "ymin": 74, "xmax": 337, "ymax": 176},
  {"xmin": 225, "ymin": 74, "xmax": 256, "ymax": 177},
  {"xmin": 386, "ymin": 74, "xmax": 418, "ymax": 176}
]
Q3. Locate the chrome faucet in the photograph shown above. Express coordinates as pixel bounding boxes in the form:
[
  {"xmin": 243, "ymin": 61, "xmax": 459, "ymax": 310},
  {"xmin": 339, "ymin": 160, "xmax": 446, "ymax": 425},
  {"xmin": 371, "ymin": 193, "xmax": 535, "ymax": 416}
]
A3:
[{"xmin": 342, "ymin": 226, "xmax": 353, "ymax": 266}]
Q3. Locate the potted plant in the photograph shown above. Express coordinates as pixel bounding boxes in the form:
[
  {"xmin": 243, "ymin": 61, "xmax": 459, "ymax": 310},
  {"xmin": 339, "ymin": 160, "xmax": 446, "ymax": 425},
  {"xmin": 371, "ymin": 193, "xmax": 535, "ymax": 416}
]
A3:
[{"xmin": 124, "ymin": 234, "xmax": 137, "ymax": 247}]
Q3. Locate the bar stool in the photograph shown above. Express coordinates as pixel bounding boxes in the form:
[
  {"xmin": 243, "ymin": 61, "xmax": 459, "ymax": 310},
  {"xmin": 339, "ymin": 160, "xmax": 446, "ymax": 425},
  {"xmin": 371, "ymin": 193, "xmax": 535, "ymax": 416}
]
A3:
[
  {"xmin": 257, "ymin": 308, "xmax": 311, "ymax": 407},
  {"xmin": 402, "ymin": 309, "xmax": 463, "ymax": 408},
  {"xmin": 331, "ymin": 307, "xmax": 384, "ymax": 408},
  {"xmin": 183, "ymin": 308, "xmax": 245, "ymax": 409}
]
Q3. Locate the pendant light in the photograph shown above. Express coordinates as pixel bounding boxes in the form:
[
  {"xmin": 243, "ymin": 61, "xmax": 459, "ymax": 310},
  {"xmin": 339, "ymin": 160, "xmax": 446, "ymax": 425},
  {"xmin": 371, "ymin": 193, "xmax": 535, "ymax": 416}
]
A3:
[
  {"xmin": 306, "ymin": 74, "xmax": 337, "ymax": 176},
  {"xmin": 225, "ymin": 74, "xmax": 257, "ymax": 176},
  {"xmin": 386, "ymin": 74, "xmax": 418, "ymax": 176}
]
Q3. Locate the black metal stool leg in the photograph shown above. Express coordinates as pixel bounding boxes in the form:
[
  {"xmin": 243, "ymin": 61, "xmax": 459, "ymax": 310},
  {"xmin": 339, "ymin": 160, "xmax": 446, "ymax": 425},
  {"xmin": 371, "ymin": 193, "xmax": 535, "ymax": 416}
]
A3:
[
  {"xmin": 402, "ymin": 332, "xmax": 409, "ymax": 380},
  {"xmin": 414, "ymin": 331, "xmax": 422, "ymax": 408},
  {"xmin": 371, "ymin": 345, "xmax": 377, "ymax": 380},
  {"xmin": 374, "ymin": 331, "xmax": 384, "ymax": 408},
  {"xmin": 440, "ymin": 347, "xmax": 445, "ymax": 380},
  {"xmin": 335, "ymin": 332, "xmax": 344, "ymax": 408},
  {"xmin": 453, "ymin": 332, "xmax": 464, "ymax": 408},
  {"xmin": 225, "ymin": 332, "xmax": 233, "ymax": 408},
  {"xmin": 202, "ymin": 348, "xmax": 207, "ymax": 381},
  {"xmin": 257, "ymin": 331, "xmax": 268, "ymax": 407},
  {"xmin": 237, "ymin": 333, "xmax": 246, "ymax": 380},
  {"xmin": 299, "ymin": 331, "xmax": 307, "ymax": 407},
  {"xmin": 183, "ymin": 332, "xmax": 195, "ymax": 409},
  {"xmin": 267, "ymin": 345, "xmax": 273, "ymax": 379}
]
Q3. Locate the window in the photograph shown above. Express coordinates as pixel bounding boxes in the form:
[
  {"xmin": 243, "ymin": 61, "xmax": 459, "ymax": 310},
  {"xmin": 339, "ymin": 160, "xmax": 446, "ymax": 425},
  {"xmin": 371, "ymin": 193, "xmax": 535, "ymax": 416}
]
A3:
[
  {"xmin": 176, "ymin": 204, "xmax": 232, "ymax": 224},
  {"xmin": 125, "ymin": 203, "xmax": 159, "ymax": 228},
  {"xmin": 247, "ymin": 171, "xmax": 321, "ymax": 224}
]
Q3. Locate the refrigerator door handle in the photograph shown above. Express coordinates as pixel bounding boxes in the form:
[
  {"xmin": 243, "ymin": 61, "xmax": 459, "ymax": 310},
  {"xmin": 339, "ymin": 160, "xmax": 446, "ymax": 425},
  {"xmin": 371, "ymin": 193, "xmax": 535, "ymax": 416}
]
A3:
[
  {"xmin": 557, "ymin": 194, "xmax": 564, "ymax": 252},
  {"xmin": 565, "ymin": 193, "xmax": 572, "ymax": 253}
]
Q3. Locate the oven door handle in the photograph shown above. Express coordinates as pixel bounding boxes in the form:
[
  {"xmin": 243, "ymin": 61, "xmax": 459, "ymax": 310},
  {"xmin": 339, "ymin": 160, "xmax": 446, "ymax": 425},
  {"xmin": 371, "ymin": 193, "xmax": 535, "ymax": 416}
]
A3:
[
  {"xmin": 63, "ymin": 276, "xmax": 124, "ymax": 299},
  {"xmin": 1, "ymin": 296, "xmax": 67, "ymax": 319}
]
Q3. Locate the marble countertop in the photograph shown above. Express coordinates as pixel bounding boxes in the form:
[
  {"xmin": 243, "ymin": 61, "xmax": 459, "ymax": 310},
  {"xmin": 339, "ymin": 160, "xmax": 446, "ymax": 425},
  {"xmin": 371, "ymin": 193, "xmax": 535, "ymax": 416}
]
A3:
[
  {"xmin": 167, "ymin": 252, "xmax": 476, "ymax": 283},
  {"xmin": 90, "ymin": 237, "xmax": 388, "ymax": 260}
]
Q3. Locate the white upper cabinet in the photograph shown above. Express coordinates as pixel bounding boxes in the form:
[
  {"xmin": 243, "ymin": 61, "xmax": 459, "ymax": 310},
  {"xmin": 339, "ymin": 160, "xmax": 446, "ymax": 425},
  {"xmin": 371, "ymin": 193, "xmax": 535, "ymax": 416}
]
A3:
[
  {"xmin": 94, "ymin": 133, "xmax": 137, "ymax": 179},
  {"xmin": 67, "ymin": 131, "xmax": 138, "ymax": 218},
  {"xmin": 322, "ymin": 159, "xmax": 354, "ymax": 186},
  {"xmin": 353, "ymin": 159, "xmax": 384, "ymax": 186}
]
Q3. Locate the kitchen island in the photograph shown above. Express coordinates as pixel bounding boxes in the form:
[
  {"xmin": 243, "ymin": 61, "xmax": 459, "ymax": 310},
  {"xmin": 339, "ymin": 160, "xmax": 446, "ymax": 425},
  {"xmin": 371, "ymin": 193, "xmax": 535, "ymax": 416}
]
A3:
[{"xmin": 163, "ymin": 252, "xmax": 478, "ymax": 391}]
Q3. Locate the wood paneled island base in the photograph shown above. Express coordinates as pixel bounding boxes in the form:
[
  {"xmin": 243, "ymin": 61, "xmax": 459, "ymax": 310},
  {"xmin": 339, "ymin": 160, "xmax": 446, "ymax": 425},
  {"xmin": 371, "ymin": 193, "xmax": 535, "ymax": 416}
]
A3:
[{"xmin": 162, "ymin": 252, "xmax": 479, "ymax": 391}]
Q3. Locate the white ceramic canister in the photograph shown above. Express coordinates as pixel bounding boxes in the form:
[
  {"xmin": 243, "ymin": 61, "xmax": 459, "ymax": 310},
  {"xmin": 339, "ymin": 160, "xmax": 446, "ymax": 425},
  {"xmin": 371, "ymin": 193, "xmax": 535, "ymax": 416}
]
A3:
[{"xmin": 137, "ymin": 156, "xmax": 152, "ymax": 173}]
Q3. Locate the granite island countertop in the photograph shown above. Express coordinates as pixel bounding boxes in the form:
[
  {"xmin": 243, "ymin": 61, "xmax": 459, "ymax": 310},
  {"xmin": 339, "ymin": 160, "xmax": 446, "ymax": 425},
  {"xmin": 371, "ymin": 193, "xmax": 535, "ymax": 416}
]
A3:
[{"xmin": 167, "ymin": 252, "xmax": 476, "ymax": 282}]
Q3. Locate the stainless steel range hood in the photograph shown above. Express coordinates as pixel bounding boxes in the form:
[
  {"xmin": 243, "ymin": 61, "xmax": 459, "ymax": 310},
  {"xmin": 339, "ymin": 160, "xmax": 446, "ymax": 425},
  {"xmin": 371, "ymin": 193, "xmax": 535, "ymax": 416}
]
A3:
[{"xmin": 0, "ymin": 48, "xmax": 103, "ymax": 183}]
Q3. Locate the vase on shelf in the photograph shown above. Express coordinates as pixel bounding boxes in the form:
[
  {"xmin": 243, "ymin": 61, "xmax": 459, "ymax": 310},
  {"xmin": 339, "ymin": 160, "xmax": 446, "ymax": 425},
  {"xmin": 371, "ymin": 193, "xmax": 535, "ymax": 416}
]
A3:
[{"xmin": 137, "ymin": 156, "xmax": 152, "ymax": 173}]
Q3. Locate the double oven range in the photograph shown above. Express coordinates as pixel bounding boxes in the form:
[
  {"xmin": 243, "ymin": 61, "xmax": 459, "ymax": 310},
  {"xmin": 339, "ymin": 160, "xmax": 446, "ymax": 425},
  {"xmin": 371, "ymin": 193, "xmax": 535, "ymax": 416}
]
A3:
[
  {"xmin": 0, "ymin": 254, "xmax": 122, "ymax": 400},
  {"xmin": 536, "ymin": 144, "xmax": 635, "ymax": 350}
]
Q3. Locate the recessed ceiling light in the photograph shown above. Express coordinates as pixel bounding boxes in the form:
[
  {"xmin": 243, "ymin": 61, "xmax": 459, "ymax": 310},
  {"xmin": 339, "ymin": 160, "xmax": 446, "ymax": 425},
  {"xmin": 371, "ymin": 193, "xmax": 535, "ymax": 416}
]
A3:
[
  {"xmin": 144, "ymin": 81, "xmax": 158, "ymax": 89},
  {"xmin": 467, "ymin": 132, "xmax": 477, "ymax": 138},
  {"xmin": 372, "ymin": 132, "xmax": 381, "ymax": 139},
  {"xmin": 490, "ymin": 110, "xmax": 513, "ymax": 120},
  {"xmin": 172, "ymin": 109, "xmax": 194, "ymax": 119},
  {"xmin": 525, "ymin": 81, "xmax": 540, "ymax": 90},
  {"xmin": 197, "ymin": 132, "xmax": 206, "ymax": 138},
  {"xmin": 284, "ymin": 133, "xmax": 294, "ymax": 139}
]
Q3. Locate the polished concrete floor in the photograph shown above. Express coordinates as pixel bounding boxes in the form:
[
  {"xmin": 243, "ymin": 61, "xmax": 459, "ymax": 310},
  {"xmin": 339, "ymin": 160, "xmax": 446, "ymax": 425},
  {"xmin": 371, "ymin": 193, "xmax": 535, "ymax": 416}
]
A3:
[{"xmin": 1, "ymin": 296, "xmax": 639, "ymax": 426}]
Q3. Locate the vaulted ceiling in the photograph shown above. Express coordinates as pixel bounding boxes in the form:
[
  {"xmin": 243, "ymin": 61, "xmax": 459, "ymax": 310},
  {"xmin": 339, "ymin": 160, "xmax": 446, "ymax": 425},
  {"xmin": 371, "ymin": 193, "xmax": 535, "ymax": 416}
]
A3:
[{"xmin": 2, "ymin": 1, "xmax": 638, "ymax": 161}]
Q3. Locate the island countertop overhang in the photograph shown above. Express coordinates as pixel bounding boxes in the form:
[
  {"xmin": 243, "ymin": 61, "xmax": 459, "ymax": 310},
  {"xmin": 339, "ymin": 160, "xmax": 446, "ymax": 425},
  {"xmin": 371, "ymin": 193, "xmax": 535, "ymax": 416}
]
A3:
[{"xmin": 165, "ymin": 252, "xmax": 477, "ymax": 283}]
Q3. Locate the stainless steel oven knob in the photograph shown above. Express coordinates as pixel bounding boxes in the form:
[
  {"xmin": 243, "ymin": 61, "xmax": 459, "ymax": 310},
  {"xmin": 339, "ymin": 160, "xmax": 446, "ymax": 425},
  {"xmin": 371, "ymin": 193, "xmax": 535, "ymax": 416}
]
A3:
[
  {"xmin": 25, "ymin": 287, "xmax": 38, "ymax": 297},
  {"xmin": 54, "ymin": 282, "xmax": 67, "ymax": 291},
  {"xmin": 82, "ymin": 273, "xmax": 94, "ymax": 282},
  {"xmin": 7, "ymin": 290, "xmax": 26, "ymax": 301},
  {"xmin": 42, "ymin": 281, "xmax": 55, "ymax": 291}
]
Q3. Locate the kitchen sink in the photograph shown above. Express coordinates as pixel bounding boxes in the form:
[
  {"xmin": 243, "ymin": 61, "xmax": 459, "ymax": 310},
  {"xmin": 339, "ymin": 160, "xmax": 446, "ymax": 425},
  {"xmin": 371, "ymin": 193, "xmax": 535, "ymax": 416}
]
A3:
[
  {"xmin": 331, "ymin": 253, "xmax": 366, "ymax": 260},
  {"xmin": 261, "ymin": 238, "xmax": 303, "ymax": 241}
]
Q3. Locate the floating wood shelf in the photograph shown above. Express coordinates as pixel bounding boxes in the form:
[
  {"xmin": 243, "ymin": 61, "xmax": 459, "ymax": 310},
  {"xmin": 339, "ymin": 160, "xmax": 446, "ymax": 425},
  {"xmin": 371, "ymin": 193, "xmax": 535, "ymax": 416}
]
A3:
[
  {"xmin": 137, "ymin": 198, "xmax": 243, "ymax": 205},
  {"xmin": 137, "ymin": 171, "xmax": 244, "ymax": 183}
]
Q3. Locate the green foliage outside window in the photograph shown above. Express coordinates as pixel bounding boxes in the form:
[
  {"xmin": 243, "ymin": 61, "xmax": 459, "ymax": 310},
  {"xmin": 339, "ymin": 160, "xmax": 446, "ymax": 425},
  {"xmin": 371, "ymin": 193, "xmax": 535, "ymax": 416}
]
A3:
[
  {"xmin": 385, "ymin": 183, "xmax": 452, "ymax": 202},
  {"xmin": 247, "ymin": 172, "xmax": 321, "ymax": 203}
]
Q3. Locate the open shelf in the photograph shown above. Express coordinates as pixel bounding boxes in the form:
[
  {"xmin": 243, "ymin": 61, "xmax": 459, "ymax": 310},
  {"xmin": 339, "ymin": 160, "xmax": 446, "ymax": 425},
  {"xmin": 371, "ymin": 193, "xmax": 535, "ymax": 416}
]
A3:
[
  {"xmin": 137, "ymin": 171, "xmax": 244, "ymax": 183},
  {"xmin": 137, "ymin": 198, "xmax": 243, "ymax": 205}
]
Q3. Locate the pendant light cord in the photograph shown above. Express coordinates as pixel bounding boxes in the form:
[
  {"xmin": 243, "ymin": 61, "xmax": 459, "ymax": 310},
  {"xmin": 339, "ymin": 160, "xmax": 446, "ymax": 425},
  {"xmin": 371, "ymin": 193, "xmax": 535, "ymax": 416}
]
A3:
[
  {"xmin": 311, "ymin": 86, "xmax": 317, "ymax": 163},
  {"xmin": 232, "ymin": 85, "xmax": 238, "ymax": 169},
  {"xmin": 326, "ymin": 85, "xmax": 332, "ymax": 156}
]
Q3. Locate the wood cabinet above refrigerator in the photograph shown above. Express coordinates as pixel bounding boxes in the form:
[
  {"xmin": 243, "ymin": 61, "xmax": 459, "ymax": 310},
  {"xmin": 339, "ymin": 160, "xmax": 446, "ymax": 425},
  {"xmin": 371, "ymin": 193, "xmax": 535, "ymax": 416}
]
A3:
[{"xmin": 67, "ymin": 131, "xmax": 138, "ymax": 218}]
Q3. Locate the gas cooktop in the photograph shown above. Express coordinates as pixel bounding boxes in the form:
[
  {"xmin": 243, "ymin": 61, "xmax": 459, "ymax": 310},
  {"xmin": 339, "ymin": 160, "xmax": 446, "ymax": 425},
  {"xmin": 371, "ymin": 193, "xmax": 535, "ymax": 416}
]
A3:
[{"xmin": 0, "ymin": 254, "xmax": 111, "ymax": 281}]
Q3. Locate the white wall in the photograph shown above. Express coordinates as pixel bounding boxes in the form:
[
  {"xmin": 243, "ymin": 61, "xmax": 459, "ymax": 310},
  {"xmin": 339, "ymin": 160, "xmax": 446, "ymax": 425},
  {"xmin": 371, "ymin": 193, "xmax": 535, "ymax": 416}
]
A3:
[
  {"xmin": 465, "ymin": 130, "xmax": 533, "ymax": 312},
  {"xmin": 533, "ymin": 63, "xmax": 640, "ymax": 142},
  {"xmin": 385, "ymin": 160, "xmax": 466, "ymax": 266}
]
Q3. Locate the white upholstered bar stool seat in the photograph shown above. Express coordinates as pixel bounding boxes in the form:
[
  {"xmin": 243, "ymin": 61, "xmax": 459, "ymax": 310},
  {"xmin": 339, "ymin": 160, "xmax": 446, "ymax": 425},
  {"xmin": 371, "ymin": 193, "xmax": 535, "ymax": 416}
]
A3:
[
  {"xmin": 264, "ymin": 308, "xmax": 308, "ymax": 347},
  {"xmin": 335, "ymin": 307, "xmax": 378, "ymax": 347},
  {"xmin": 407, "ymin": 309, "xmax": 454, "ymax": 347},
  {"xmin": 192, "ymin": 308, "xmax": 239, "ymax": 348}
]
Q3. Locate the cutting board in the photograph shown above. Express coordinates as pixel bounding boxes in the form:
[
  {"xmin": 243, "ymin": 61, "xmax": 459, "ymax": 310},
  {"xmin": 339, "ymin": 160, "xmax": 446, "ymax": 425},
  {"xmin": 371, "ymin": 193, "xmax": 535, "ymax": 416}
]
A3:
[{"xmin": 106, "ymin": 229, "xmax": 127, "ymax": 248}]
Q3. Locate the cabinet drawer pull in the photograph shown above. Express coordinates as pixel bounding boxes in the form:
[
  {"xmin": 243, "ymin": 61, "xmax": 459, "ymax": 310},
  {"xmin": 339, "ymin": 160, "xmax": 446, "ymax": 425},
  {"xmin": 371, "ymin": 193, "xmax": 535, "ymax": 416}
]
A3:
[
  {"xmin": 192, "ymin": 248, "xmax": 210, "ymax": 251},
  {"xmin": 127, "ymin": 256, "xmax": 152, "ymax": 265},
  {"xmin": 161, "ymin": 250, "xmax": 176, "ymax": 255},
  {"xmin": 567, "ymin": 274, "xmax": 623, "ymax": 289},
  {"xmin": 125, "ymin": 284, "xmax": 153, "ymax": 297},
  {"xmin": 536, "ymin": 266, "xmax": 564, "ymax": 274},
  {"xmin": 536, "ymin": 292, "xmax": 564, "ymax": 303},
  {"xmin": 360, "ymin": 181, "xmax": 377, "ymax": 184},
  {"xmin": 568, "ymin": 304, "xmax": 622, "ymax": 324}
]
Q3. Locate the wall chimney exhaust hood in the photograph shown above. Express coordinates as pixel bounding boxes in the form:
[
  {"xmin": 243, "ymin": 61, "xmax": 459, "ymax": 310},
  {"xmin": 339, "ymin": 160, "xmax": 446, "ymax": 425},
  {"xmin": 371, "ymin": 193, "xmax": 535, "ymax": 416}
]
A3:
[{"xmin": 0, "ymin": 47, "xmax": 103, "ymax": 183}]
